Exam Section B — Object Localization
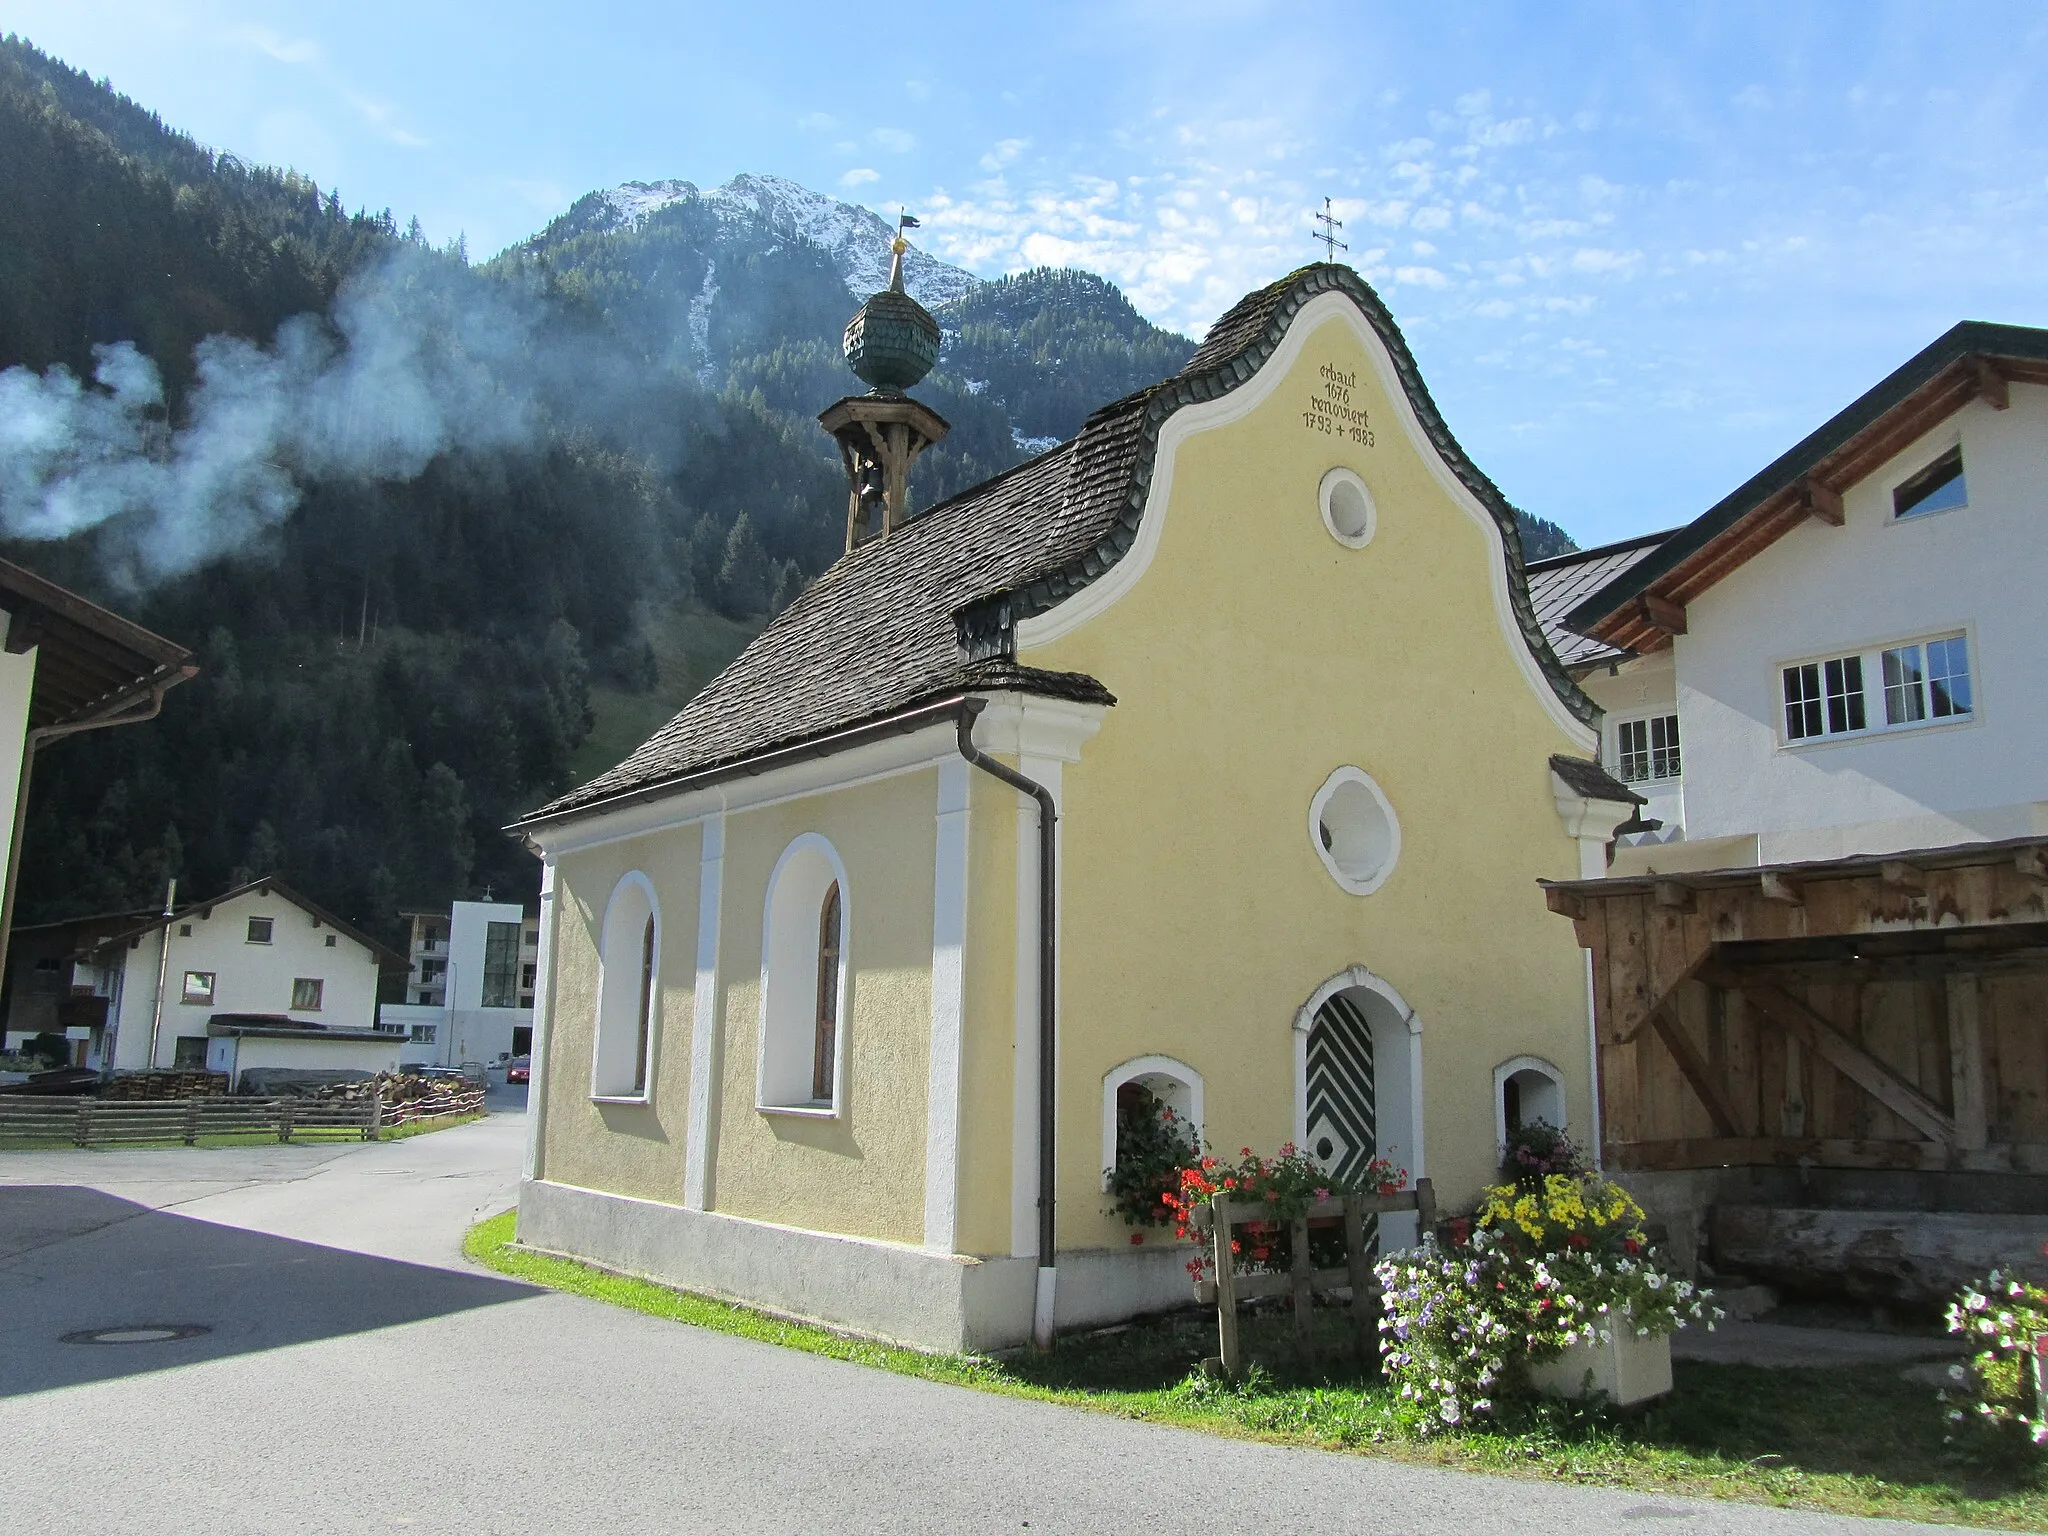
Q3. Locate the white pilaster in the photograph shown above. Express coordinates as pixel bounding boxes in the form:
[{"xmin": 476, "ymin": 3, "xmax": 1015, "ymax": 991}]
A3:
[
  {"xmin": 683, "ymin": 811, "xmax": 726, "ymax": 1210},
  {"xmin": 522, "ymin": 859, "xmax": 559, "ymax": 1181},
  {"xmin": 923, "ymin": 759, "xmax": 971, "ymax": 1252}
]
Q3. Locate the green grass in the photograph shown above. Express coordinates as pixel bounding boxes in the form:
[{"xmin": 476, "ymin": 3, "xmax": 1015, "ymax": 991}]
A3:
[
  {"xmin": 467, "ymin": 1209, "xmax": 2048, "ymax": 1529},
  {"xmin": 0, "ymin": 1110, "xmax": 483, "ymax": 1153},
  {"xmin": 571, "ymin": 606, "xmax": 759, "ymax": 782}
]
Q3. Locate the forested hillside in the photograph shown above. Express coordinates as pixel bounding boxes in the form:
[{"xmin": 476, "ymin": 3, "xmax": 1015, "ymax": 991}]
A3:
[{"xmin": 0, "ymin": 35, "xmax": 1572, "ymax": 939}]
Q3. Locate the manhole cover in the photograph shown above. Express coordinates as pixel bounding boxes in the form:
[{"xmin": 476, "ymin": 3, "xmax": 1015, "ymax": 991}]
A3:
[{"xmin": 61, "ymin": 1324, "xmax": 211, "ymax": 1345}]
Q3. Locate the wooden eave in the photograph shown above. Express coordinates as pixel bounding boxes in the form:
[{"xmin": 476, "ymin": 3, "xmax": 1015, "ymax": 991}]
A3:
[
  {"xmin": 1566, "ymin": 324, "xmax": 2048, "ymax": 654},
  {"xmin": 0, "ymin": 559, "xmax": 194, "ymax": 730}
]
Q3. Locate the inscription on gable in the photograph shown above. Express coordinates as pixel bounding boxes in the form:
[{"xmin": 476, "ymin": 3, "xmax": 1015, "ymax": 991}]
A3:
[{"xmin": 1301, "ymin": 362, "xmax": 1375, "ymax": 447}]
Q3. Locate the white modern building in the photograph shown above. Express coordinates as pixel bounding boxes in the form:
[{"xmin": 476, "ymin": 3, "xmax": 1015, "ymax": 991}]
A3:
[
  {"xmin": 382, "ymin": 899, "xmax": 539, "ymax": 1070},
  {"xmin": 1531, "ymin": 320, "xmax": 2048, "ymax": 873},
  {"xmin": 5, "ymin": 876, "xmax": 407, "ymax": 1086}
]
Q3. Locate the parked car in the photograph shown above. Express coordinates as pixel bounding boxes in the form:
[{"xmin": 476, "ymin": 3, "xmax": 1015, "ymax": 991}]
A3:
[{"xmin": 506, "ymin": 1056, "xmax": 530, "ymax": 1085}]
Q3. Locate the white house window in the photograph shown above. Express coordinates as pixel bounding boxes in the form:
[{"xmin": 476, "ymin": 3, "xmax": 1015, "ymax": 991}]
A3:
[
  {"xmin": 182, "ymin": 970, "xmax": 215, "ymax": 1005},
  {"xmin": 482, "ymin": 921, "xmax": 522, "ymax": 1008},
  {"xmin": 1893, "ymin": 445, "xmax": 1966, "ymax": 520},
  {"xmin": 246, "ymin": 916, "xmax": 274, "ymax": 944},
  {"xmin": 291, "ymin": 978, "xmax": 324, "ymax": 1011},
  {"xmin": 758, "ymin": 835, "xmax": 851, "ymax": 1113},
  {"xmin": 1494, "ymin": 1055, "xmax": 1566, "ymax": 1155},
  {"xmin": 324, "ymin": 934, "xmax": 337, "ymax": 948},
  {"xmin": 1783, "ymin": 633, "xmax": 1972, "ymax": 744},
  {"xmin": 591, "ymin": 872, "xmax": 660, "ymax": 1101},
  {"xmin": 1615, "ymin": 714, "xmax": 1680, "ymax": 783}
]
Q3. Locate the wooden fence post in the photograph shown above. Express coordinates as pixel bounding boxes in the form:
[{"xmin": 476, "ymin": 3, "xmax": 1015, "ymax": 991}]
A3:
[
  {"xmin": 1290, "ymin": 1216, "xmax": 1315, "ymax": 1364},
  {"xmin": 366, "ymin": 1092, "xmax": 383, "ymax": 1143},
  {"xmin": 1414, "ymin": 1177, "xmax": 1438, "ymax": 1237},
  {"xmin": 1344, "ymin": 1195, "xmax": 1375, "ymax": 1368},
  {"xmin": 74, "ymin": 1100, "xmax": 92, "ymax": 1148},
  {"xmin": 183, "ymin": 1098, "xmax": 201, "ymax": 1146},
  {"xmin": 1213, "ymin": 1204, "xmax": 1241, "ymax": 1381},
  {"xmin": 278, "ymin": 1103, "xmax": 294, "ymax": 1144}
]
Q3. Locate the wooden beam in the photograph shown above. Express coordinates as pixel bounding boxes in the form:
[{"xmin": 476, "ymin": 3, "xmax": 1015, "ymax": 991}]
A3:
[
  {"xmin": 1544, "ymin": 887, "xmax": 1586, "ymax": 920},
  {"xmin": 1969, "ymin": 357, "xmax": 2011, "ymax": 411},
  {"xmin": 1801, "ymin": 478, "xmax": 1846, "ymax": 527},
  {"xmin": 1718, "ymin": 976, "xmax": 1957, "ymax": 1145},
  {"xmin": 1636, "ymin": 592, "xmax": 1688, "ymax": 637},
  {"xmin": 1946, "ymin": 973, "xmax": 1989, "ymax": 1151},
  {"xmin": 1652, "ymin": 880, "xmax": 1695, "ymax": 913},
  {"xmin": 1647, "ymin": 1004, "xmax": 1742, "ymax": 1137},
  {"xmin": 1615, "ymin": 938, "xmax": 1715, "ymax": 1044},
  {"xmin": 1760, "ymin": 871, "xmax": 1803, "ymax": 906},
  {"xmin": 2017, "ymin": 846, "xmax": 2048, "ymax": 885},
  {"xmin": 1880, "ymin": 860, "xmax": 1926, "ymax": 893}
]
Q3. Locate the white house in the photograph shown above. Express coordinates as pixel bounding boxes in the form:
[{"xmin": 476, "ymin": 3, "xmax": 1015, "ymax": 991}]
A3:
[
  {"xmin": 1533, "ymin": 321, "xmax": 2048, "ymax": 873},
  {"xmin": 8, "ymin": 876, "xmax": 410, "ymax": 1086},
  {"xmin": 382, "ymin": 899, "xmax": 539, "ymax": 1070}
]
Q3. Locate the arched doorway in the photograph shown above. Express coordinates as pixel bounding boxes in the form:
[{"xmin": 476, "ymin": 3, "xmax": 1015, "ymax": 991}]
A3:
[{"xmin": 1293, "ymin": 966, "xmax": 1425, "ymax": 1249}]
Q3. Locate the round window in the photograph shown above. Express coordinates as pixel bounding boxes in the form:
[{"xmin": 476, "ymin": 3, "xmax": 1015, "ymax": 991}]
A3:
[
  {"xmin": 1318, "ymin": 467, "xmax": 1376, "ymax": 549},
  {"xmin": 1309, "ymin": 767, "xmax": 1401, "ymax": 895}
]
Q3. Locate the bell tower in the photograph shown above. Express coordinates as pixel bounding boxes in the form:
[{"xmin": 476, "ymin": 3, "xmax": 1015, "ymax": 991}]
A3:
[{"xmin": 820, "ymin": 216, "xmax": 950, "ymax": 551}]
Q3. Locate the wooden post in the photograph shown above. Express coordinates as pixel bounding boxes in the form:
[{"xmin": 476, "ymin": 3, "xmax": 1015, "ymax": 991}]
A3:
[
  {"xmin": 367, "ymin": 1090, "xmax": 384, "ymax": 1143},
  {"xmin": 1344, "ymin": 1196, "xmax": 1375, "ymax": 1369},
  {"xmin": 1212, "ymin": 1205, "xmax": 1241, "ymax": 1381},
  {"xmin": 278, "ymin": 1103, "xmax": 294, "ymax": 1144},
  {"xmin": 1290, "ymin": 1217, "xmax": 1314, "ymax": 1365},
  {"xmin": 1414, "ymin": 1178, "xmax": 1438, "ymax": 1236},
  {"xmin": 74, "ymin": 1100, "xmax": 91, "ymax": 1148},
  {"xmin": 1946, "ymin": 972, "xmax": 1989, "ymax": 1151},
  {"xmin": 183, "ymin": 1097, "xmax": 201, "ymax": 1146}
]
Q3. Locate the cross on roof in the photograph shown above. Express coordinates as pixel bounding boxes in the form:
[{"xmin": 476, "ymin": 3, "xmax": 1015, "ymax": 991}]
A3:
[{"xmin": 1313, "ymin": 198, "xmax": 1348, "ymax": 261}]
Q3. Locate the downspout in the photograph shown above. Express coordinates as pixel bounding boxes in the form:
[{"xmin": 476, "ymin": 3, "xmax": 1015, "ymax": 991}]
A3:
[
  {"xmin": 953, "ymin": 698, "xmax": 1060, "ymax": 1349},
  {"xmin": 144, "ymin": 878, "xmax": 177, "ymax": 1073}
]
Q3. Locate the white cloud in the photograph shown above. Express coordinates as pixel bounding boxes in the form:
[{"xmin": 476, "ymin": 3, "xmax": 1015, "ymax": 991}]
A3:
[
  {"xmin": 979, "ymin": 137, "xmax": 1029, "ymax": 172},
  {"xmin": 872, "ymin": 127, "xmax": 917, "ymax": 154},
  {"xmin": 839, "ymin": 168, "xmax": 880, "ymax": 188},
  {"xmin": 797, "ymin": 112, "xmax": 840, "ymax": 132},
  {"xmin": 226, "ymin": 25, "xmax": 321, "ymax": 65}
]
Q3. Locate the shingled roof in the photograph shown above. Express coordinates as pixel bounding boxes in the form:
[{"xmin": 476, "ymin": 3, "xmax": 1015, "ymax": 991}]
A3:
[
  {"xmin": 520, "ymin": 263, "xmax": 1597, "ymax": 828},
  {"xmin": 1525, "ymin": 529, "xmax": 1674, "ymax": 670}
]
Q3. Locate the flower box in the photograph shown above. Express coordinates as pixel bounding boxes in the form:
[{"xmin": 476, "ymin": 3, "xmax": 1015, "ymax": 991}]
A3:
[{"xmin": 1528, "ymin": 1320, "xmax": 1672, "ymax": 1405}]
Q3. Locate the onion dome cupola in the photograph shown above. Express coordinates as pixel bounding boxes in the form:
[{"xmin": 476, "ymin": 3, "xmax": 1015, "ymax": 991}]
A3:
[{"xmin": 819, "ymin": 215, "xmax": 950, "ymax": 551}]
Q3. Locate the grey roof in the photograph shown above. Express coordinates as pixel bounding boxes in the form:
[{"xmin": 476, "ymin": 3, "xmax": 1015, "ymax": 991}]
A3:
[
  {"xmin": 1548, "ymin": 754, "xmax": 1644, "ymax": 806},
  {"xmin": 522, "ymin": 263, "xmax": 1598, "ymax": 828},
  {"xmin": 1525, "ymin": 531, "xmax": 1675, "ymax": 669}
]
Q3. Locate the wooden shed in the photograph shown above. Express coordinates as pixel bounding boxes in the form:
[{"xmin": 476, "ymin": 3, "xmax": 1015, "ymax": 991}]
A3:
[{"xmin": 1544, "ymin": 838, "xmax": 2048, "ymax": 1303}]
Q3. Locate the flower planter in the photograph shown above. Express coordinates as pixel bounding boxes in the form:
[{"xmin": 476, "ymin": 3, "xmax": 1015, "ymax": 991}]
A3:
[{"xmin": 1528, "ymin": 1322, "xmax": 1672, "ymax": 1405}]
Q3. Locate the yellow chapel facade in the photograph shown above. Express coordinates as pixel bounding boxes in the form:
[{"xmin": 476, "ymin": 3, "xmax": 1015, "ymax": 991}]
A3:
[{"xmin": 511, "ymin": 263, "xmax": 1640, "ymax": 1351}]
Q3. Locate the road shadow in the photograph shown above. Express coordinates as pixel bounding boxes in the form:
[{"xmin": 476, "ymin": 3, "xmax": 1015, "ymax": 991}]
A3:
[{"xmin": 0, "ymin": 1185, "xmax": 542, "ymax": 1397}]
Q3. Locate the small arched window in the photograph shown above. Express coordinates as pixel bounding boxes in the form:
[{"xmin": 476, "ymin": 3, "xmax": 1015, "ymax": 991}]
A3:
[
  {"xmin": 1100, "ymin": 1055, "xmax": 1204, "ymax": 1189},
  {"xmin": 812, "ymin": 883, "xmax": 842, "ymax": 1102},
  {"xmin": 1494, "ymin": 1055, "xmax": 1566, "ymax": 1153},
  {"xmin": 592, "ymin": 872, "xmax": 660, "ymax": 1101},
  {"xmin": 758, "ymin": 835, "xmax": 850, "ymax": 1113}
]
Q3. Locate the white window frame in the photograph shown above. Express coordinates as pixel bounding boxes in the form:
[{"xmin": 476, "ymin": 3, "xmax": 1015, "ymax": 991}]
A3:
[
  {"xmin": 589, "ymin": 870, "xmax": 661, "ymax": 1104},
  {"xmin": 1100, "ymin": 1055, "xmax": 1205, "ymax": 1191},
  {"xmin": 755, "ymin": 833, "xmax": 852, "ymax": 1118},
  {"xmin": 1308, "ymin": 766, "xmax": 1402, "ymax": 896},
  {"xmin": 1886, "ymin": 434, "xmax": 1967, "ymax": 523},
  {"xmin": 245, "ymin": 916, "xmax": 274, "ymax": 945},
  {"xmin": 1778, "ymin": 628, "xmax": 1977, "ymax": 748},
  {"xmin": 1610, "ymin": 710, "xmax": 1682, "ymax": 786},
  {"xmin": 290, "ymin": 977, "xmax": 324, "ymax": 1011},
  {"xmin": 1493, "ymin": 1055, "xmax": 1568, "ymax": 1156},
  {"xmin": 181, "ymin": 970, "xmax": 216, "ymax": 1006}
]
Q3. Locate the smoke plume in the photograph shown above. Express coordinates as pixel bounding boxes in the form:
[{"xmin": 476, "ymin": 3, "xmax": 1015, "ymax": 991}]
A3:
[{"xmin": 0, "ymin": 246, "xmax": 556, "ymax": 582}]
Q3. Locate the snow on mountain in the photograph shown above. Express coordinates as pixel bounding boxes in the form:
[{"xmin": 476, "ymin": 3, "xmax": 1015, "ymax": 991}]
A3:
[{"xmin": 586, "ymin": 173, "xmax": 979, "ymax": 308}]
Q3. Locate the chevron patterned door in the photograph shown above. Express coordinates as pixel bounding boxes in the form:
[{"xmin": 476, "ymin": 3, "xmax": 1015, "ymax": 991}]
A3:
[{"xmin": 1305, "ymin": 991, "xmax": 1377, "ymax": 1187}]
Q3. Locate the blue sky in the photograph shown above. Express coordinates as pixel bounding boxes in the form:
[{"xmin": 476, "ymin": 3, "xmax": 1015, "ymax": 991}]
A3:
[{"xmin": 12, "ymin": 1, "xmax": 2048, "ymax": 546}]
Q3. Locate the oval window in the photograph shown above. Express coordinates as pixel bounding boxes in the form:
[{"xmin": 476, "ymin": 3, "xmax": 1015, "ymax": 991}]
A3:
[
  {"xmin": 1319, "ymin": 467, "xmax": 1376, "ymax": 549},
  {"xmin": 1310, "ymin": 767, "xmax": 1401, "ymax": 894}
]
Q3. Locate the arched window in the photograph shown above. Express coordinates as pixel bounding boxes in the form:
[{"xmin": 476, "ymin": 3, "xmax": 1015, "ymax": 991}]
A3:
[
  {"xmin": 1100, "ymin": 1056, "xmax": 1204, "ymax": 1190},
  {"xmin": 812, "ymin": 883, "xmax": 842, "ymax": 1102},
  {"xmin": 758, "ymin": 835, "xmax": 851, "ymax": 1113},
  {"xmin": 1494, "ymin": 1055, "xmax": 1567, "ymax": 1153},
  {"xmin": 591, "ymin": 873, "xmax": 660, "ymax": 1101}
]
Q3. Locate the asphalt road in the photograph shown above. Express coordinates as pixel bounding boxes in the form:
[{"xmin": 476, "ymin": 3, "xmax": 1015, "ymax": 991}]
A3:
[{"xmin": 0, "ymin": 1110, "xmax": 1951, "ymax": 1535}]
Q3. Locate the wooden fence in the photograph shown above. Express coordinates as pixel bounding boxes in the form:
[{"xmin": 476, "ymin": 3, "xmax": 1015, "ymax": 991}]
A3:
[
  {"xmin": 0, "ymin": 1088, "xmax": 485, "ymax": 1148},
  {"xmin": 1194, "ymin": 1179, "xmax": 1437, "ymax": 1380}
]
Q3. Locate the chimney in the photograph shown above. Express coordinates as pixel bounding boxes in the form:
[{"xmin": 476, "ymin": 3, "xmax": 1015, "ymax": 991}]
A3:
[{"xmin": 819, "ymin": 216, "xmax": 949, "ymax": 551}]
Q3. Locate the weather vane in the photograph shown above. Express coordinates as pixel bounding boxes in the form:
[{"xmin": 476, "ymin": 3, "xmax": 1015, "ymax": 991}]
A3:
[{"xmin": 1313, "ymin": 198, "xmax": 1348, "ymax": 261}]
